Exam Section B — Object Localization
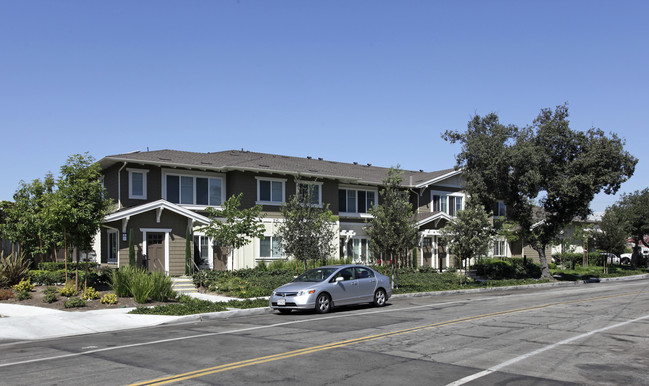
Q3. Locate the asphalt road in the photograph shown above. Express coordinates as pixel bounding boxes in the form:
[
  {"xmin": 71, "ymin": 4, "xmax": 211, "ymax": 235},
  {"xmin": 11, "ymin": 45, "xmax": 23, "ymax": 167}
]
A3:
[{"xmin": 1, "ymin": 278, "xmax": 649, "ymax": 385}]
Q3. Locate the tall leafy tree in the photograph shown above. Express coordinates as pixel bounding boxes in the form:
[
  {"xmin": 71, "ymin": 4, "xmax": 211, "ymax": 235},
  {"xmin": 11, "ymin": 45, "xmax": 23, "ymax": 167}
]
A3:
[
  {"xmin": 365, "ymin": 167, "xmax": 417, "ymax": 288},
  {"xmin": 443, "ymin": 104, "xmax": 636, "ymax": 278},
  {"xmin": 55, "ymin": 153, "xmax": 113, "ymax": 288},
  {"xmin": 595, "ymin": 206, "xmax": 627, "ymax": 272},
  {"xmin": 440, "ymin": 198, "xmax": 494, "ymax": 281},
  {"xmin": 614, "ymin": 189, "xmax": 649, "ymax": 268},
  {"xmin": 277, "ymin": 182, "xmax": 337, "ymax": 272},
  {"xmin": 1, "ymin": 174, "xmax": 58, "ymax": 262},
  {"xmin": 199, "ymin": 193, "xmax": 265, "ymax": 271}
]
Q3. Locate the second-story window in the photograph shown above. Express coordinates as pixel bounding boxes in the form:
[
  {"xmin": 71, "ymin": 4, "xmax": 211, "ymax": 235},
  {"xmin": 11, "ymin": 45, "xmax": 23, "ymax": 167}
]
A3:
[
  {"xmin": 432, "ymin": 191, "xmax": 465, "ymax": 216},
  {"xmin": 257, "ymin": 177, "xmax": 285, "ymax": 205},
  {"xmin": 297, "ymin": 181, "xmax": 322, "ymax": 206},
  {"xmin": 128, "ymin": 168, "xmax": 148, "ymax": 200},
  {"xmin": 338, "ymin": 188, "xmax": 376, "ymax": 214},
  {"xmin": 164, "ymin": 171, "xmax": 224, "ymax": 206}
]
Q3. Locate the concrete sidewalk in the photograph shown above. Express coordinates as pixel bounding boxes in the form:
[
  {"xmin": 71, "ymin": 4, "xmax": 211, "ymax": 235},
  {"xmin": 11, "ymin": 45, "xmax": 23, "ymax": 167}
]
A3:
[{"xmin": 0, "ymin": 292, "xmax": 265, "ymax": 342}]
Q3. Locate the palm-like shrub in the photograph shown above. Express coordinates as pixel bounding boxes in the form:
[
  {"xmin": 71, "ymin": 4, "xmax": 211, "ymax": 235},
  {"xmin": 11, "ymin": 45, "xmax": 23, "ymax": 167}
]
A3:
[
  {"xmin": 128, "ymin": 270, "xmax": 153, "ymax": 304},
  {"xmin": 0, "ymin": 252, "xmax": 31, "ymax": 287},
  {"xmin": 150, "ymin": 272, "xmax": 175, "ymax": 302}
]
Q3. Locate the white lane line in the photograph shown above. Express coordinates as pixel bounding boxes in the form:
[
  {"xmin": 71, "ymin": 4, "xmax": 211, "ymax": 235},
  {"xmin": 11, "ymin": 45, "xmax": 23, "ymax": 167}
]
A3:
[
  {"xmin": 447, "ymin": 313, "xmax": 649, "ymax": 386},
  {"xmin": 0, "ymin": 300, "xmax": 466, "ymax": 368}
]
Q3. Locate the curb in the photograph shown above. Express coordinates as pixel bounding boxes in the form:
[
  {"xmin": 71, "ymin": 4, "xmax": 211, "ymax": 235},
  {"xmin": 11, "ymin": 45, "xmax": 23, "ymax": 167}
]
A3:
[{"xmin": 164, "ymin": 273, "xmax": 649, "ymax": 324}]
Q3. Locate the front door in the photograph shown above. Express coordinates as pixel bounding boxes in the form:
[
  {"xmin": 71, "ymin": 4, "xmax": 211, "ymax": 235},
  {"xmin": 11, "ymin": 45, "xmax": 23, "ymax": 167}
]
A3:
[
  {"xmin": 422, "ymin": 237, "xmax": 432, "ymax": 267},
  {"xmin": 147, "ymin": 233, "xmax": 165, "ymax": 273},
  {"xmin": 213, "ymin": 246, "xmax": 228, "ymax": 271}
]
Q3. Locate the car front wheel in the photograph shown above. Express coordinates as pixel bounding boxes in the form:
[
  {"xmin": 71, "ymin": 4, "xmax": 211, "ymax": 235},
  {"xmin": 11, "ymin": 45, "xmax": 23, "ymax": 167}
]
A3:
[
  {"xmin": 373, "ymin": 288, "xmax": 387, "ymax": 307},
  {"xmin": 315, "ymin": 293, "xmax": 331, "ymax": 314}
]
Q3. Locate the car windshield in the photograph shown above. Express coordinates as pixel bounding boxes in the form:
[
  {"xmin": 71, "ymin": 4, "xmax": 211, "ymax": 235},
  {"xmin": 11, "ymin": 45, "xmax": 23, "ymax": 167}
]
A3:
[{"xmin": 292, "ymin": 268, "xmax": 338, "ymax": 282}]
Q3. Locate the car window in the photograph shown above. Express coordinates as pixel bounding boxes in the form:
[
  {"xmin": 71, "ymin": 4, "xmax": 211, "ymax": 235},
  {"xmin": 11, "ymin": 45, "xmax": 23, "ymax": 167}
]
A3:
[
  {"xmin": 331, "ymin": 268, "xmax": 355, "ymax": 282},
  {"xmin": 355, "ymin": 267, "xmax": 374, "ymax": 279},
  {"xmin": 293, "ymin": 268, "xmax": 337, "ymax": 282}
]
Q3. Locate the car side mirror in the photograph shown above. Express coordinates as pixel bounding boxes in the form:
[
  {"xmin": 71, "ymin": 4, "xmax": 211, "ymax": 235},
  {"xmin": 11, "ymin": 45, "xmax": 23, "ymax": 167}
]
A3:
[{"xmin": 335, "ymin": 277, "xmax": 344, "ymax": 283}]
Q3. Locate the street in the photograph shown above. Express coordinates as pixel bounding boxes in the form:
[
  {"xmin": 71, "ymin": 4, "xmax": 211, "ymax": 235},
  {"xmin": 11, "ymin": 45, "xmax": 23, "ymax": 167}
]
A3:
[{"xmin": 1, "ymin": 278, "xmax": 648, "ymax": 385}]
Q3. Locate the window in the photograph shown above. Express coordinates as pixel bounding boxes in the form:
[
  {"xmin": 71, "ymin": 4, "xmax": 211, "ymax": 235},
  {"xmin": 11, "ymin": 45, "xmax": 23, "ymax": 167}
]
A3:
[
  {"xmin": 432, "ymin": 191, "xmax": 464, "ymax": 216},
  {"xmin": 165, "ymin": 172, "xmax": 224, "ymax": 206},
  {"xmin": 346, "ymin": 238, "xmax": 371, "ymax": 262},
  {"xmin": 107, "ymin": 230, "xmax": 118, "ymax": 264},
  {"xmin": 494, "ymin": 240, "xmax": 507, "ymax": 257},
  {"xmin": 257, "ymin": 178, "xmax": 285, "ymax": 205},
  {"xmin": 496, "ymin": 201, "xmax": 507, "ymax": 217},
  {"xmin": 260, "ymin": 236, "xmax": 283, "ymax": 258},
  {"xmin": 297, "ymin": 181, "xmax": 322, "ymax": 206},
  {"xmin": 339, "ymin": 188, "xmax": 376, "ymax": 213},
  {"xmin": 193, "ymin": 235, "xmax": 210, "ymax": 266},
  {"xmin": 128, "ymin": 169, "xmax": 148, "ymax": 199}
]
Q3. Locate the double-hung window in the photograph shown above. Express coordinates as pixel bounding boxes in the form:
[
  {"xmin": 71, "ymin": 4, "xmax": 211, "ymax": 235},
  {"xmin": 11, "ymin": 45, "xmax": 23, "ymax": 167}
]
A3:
[
  {"xmin": 338, "ymin": 188, "xmax": 376, "ymax": 214},
  {"xmin": 260, "ymin": 236, "xmax": 283, "ymax": 258},
  {"xmin": 164, "ymin": 170, "xmax": 224, "ymax": 206},
  {"xmin": 257, "ymin": 177, "xmax": 285, "ymax": 205},
  {"xmin": 494, "ymin": 240, "xmax": 507, "ymax": 257},
  {"xmin": 128, "ymin": 168, "xmax": 148, "ymax": 200},
  {"xmin": 297, "ymin": 181, "xmax": 322, "ymax": 206},
  {"xmin": 432, "ymin": 191, "xmax": 465, "ymax": 217}
]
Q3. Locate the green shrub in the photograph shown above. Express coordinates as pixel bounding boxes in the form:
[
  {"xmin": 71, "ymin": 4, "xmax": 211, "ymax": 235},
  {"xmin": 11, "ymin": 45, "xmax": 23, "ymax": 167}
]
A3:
[
  {"xmin": 257, "ymin": 259, "xmax": 268, "ymax": 271},
  {"xmin": 100, "ymin": 293, "xmax": 118, "ymax": 304},
  {"xmin": 0, "ymin": 288, "xmax": 14, "ymax": 300},
  {"xmin": 0, "ymin": 252, "xmax": 31, "ymax": 286},
  {"xmin": 59, "ymin": 283, "xmax": 78, "ymax": 297},
  {"xmin": 29, "ymin": 270, "xmax": 67, "ymax": 285},
  {"xmin": 81, "ymin": 286, "xmax": 101, "ymax": 300},
  {"xmin": 110, "ymin": 266, "xmax": 136, "ymax": 297},
  {"xmin": 15, "ymin": 290, "xmax": 31, "ymax": 301},
  {"xmin": 64, "ymin": 297, "xmax": 86, "ymax": 308},
  {"xmin": 43, "ymin": 292, "xmax": 58, "ymax": 303},
  {"xmin": 12, "ymin": 279, "xmax": 35, "ymax": 293},
  {"xmin": 128, "ymin": 269, "xmax": 153, "ymax": 304},
  {"xmin": 43, "ymin": 286, "xmax": 58, "ymax": 295},
  {"xmin": 150, "ymin": 271, "xmax": 175, "ymax": 302}
]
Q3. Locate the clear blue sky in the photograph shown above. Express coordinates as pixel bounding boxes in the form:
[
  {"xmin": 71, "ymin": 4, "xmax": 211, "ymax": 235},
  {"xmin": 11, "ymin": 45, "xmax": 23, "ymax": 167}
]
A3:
[{"xmin": 1, "ymin": 1, "xmax": 647, "ymax": 213}]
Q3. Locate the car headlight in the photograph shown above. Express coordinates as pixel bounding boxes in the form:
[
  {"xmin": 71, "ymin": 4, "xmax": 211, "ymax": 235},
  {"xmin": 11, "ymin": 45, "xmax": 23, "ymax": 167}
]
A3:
[{"xmin": 298, "ymin": 289, "xmax": 316, "ymax": 296}]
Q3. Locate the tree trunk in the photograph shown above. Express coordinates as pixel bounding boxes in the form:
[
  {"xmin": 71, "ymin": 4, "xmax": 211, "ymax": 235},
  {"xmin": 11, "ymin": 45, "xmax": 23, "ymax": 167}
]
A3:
[
  {"xmin": 390, "ymin": 253, "xmax": 396, "ymax": 289},
  {"xmin": 64, "ymin": 231, "xmax": 68, "ymax": 285},
  {"xmin": 534, "ymin": 244, "xmax": 552, "ymax": 279}
]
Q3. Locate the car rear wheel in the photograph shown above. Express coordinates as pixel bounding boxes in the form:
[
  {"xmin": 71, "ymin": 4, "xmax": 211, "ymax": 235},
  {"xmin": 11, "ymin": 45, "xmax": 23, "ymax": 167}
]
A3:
[
  {"xmin": 373, "ymin": 288, "xmax": 387, "ymax": 307},
  {"xmin": 315, "ymin": 293, "xmax": 331, "ymax": 314}
]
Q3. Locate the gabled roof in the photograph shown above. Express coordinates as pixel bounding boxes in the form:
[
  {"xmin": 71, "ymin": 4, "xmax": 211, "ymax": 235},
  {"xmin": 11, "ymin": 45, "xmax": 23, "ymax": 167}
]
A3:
[
  {"xmin": 415, "ymin": 211, "xmax": 452, "ymax": 228},
  {"xmin": 99, "ymin": 149, "xmax": 456, "ymax": 187},
  {"xmin": 105, "ymin": 199, "xmax": 210, "ymax": 225}
]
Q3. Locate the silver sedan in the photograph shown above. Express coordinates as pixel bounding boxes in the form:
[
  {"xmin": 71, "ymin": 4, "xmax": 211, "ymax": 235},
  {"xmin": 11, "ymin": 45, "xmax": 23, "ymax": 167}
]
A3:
[{"xmin": 269, "ymin": 264, "xmax": 392, "ymax": 314}]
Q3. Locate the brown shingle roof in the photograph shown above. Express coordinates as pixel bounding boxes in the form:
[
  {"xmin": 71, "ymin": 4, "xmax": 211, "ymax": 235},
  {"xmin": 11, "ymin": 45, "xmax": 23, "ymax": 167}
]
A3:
[{"xmin": 99, "ymin": 149, "xmax": 455, "ymax": 187}]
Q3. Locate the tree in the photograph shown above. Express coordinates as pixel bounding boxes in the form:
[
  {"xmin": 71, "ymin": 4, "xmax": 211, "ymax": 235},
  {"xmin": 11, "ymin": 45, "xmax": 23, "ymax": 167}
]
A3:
[
  {"xmin": 0, "ymin": 174, "xmax": 58, "ymax": 262},
  {"xmin": 440, "ymin": 198, "xmax": 494, "ymax": 282},
  {"xmin": 128, "ymin": 228, "xmax": 136, "ymax": 267},
  {"xmin": 54, "ymin": 153, "xmax": 113, "ymax": 289},
  {"xmin": 595, "ymin": 206, "xmax": 627, "ymax": 272},
  {"xmin": 199, "ymin": 193, "xmax": 265, "ymax": 271},
  {"xmin": 443, "ymin": 104, "xmax": 637, "ymax": 278},
  {"xmin": 277, "ymin": 181, "xmax": 337, "ymax": 272},
  {"xmin": 614, "ymin": 189, "xmax": 649, "ymax": 268},
  {"xmin": 185, "ymin": 225, "xmax": 192, "ymax": 275},
  {"xmin": 365, "ymin": 167, "xmax": 418, "ymax": 288}
]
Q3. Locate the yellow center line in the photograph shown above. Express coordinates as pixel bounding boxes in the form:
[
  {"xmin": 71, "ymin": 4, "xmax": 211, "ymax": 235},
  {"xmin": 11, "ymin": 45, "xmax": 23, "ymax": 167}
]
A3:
[{"xmin": 130, "ymin": 290, "xmax": 649, "ymax": 385}]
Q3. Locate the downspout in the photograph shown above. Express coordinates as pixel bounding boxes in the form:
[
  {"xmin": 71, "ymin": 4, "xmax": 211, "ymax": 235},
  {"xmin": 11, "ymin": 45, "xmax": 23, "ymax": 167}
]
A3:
[{"xmin": 117, "ymin": 162, "xmax": 127, "ymax": 210}]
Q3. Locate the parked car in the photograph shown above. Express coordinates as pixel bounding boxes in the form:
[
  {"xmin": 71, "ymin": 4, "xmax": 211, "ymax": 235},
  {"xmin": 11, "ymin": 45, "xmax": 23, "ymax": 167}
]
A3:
[
  {"xmin": 269, "ymin": 264, "xmax": 392, "ymax": 314},
  {"xmin": 620, "ymin": 253, "xmax": 632, "ymax": 265},
  {"xmin": 600, "ymin": 252, "xmax": 619, "ymax": 265}
]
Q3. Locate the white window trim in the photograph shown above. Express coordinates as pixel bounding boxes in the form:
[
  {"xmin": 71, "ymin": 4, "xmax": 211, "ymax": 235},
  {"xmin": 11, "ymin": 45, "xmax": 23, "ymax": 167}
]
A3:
[
  {"xmin": 192, "ymin": 232, "xmax": 214, "ymax": 270},
  {"xmin": 161, "ymin": 168, "xmax": 226, "ymax": 208},
  {"xmin": 296, "ymin": 180, "xmax": 323, "ymax": 207},
  {"xmin": 338, "ymin": 186, "xmax": 378, "ymax": 216},
  {"xmin": 259, "ymin": 235, "xmax": 284, "ymax": 259},
  {"xmin": 493, "ymin": 238, "xmax": 508, "ymax": 257},
  {"xmin": 255, "ymin": 177, "xmax": 287, "ymax": 206},
  {"xmin": 430, "ymin": 190, "xmax": 466, "ymax": 215},
  {"xmin": 128, "ymin": 168, "xmax": 148, "ymax": 200}
]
